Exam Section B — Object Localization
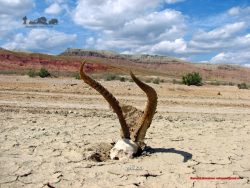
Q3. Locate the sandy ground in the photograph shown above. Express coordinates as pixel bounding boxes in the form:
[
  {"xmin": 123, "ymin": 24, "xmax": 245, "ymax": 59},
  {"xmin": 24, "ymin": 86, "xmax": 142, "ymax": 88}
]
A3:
[{"xmin": 0, "ymin": 75, "xmax": 250, "ymax": 188}]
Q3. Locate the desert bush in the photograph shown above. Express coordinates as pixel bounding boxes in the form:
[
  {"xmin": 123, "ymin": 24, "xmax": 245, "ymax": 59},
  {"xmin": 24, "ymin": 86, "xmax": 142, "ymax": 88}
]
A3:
[
  {"xmin": 38, "ymin": 68, "xmax": 50, "ymax": 78},
  {"xmin": 182, "ymin": 72, "xmax": 202, "ymax": 86},
  {"xmin": 27, "ymin": 69, "xmax": 37, "ymax": 77},
  {"xmin": 105, "ymin": 74, "xmax": 118, "ymax": 81},
  {"xmin": 74, "ymin": 73, "xmax": 80, "ymax": 80},
  {"xmin": 237, "ymin": 83, "xmax": 248, "ymax": 89},
  {"xmin": 119, "ymin": 77, "xmax": 126, "ymax": 82},
  {"xmin": 104, "ymin": 73, "xmax": 127, "ymax": 81},
  {"xmin": 152, "ymin": 77, "xmax": 160, "ymax": 84}
]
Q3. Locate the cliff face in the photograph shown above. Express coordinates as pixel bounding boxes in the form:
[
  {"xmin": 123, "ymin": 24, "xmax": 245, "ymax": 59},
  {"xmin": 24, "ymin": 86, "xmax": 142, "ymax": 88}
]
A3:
[{"xmin": 0, "ymin": 49, "xmax": 108, "ymax": 74}]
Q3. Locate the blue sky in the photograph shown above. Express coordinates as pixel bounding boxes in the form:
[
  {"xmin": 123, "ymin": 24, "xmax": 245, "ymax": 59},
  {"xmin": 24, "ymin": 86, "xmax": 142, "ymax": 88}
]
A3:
[{"xmin": 0, "ymin": 0, "xmax": 250, "ymax": 66}]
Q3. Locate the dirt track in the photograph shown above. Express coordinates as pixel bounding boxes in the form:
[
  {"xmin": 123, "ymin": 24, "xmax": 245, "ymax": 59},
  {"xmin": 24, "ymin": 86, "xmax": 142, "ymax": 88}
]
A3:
[{"xmin": 0, "ymin": 75, "xmax": 250, "ymax": 188}]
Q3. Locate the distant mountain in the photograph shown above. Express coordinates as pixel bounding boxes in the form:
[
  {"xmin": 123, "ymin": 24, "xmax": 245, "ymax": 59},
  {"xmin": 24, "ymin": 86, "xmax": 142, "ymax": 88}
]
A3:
[
  {"xmin": 60, "ymin": 48, "xmax": 186, "ymax": 64},
  {"xmin": 0, "ymin": 48, "xmax": 250, "ymax": 83}
]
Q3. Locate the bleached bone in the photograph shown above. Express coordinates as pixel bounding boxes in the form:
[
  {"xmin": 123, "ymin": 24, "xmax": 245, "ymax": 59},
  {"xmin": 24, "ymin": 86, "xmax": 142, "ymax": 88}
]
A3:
[
  {"xmin": 110, "ymin": 139, "xmax": 139, "ymax": 160},
  {"xmin": 80, "ymin": 61, "xmax": 157, "ymax": 160}
]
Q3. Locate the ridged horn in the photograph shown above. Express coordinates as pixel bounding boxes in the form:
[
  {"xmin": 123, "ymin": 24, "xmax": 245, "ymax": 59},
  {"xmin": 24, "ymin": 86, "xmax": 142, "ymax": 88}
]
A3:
[
  {"xmin": 130, "ymin": 72, "xmax": 157, "ymax": 142},
  {"xmin": 80, "ymin": 62, "xmax": 130, "ymax": 139}
]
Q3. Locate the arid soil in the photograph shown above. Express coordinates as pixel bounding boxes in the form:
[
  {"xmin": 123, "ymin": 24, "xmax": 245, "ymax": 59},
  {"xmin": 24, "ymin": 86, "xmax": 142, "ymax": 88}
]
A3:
[{"xmin": 0, "ymin": 75, "xmax": 250, "ymax": 188}]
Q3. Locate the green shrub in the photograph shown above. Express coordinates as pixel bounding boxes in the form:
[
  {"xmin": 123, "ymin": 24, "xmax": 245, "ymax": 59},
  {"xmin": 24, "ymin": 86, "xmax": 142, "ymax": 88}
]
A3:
[
  {"xmin": 152, "ymin": 77, "xmax": 160, "ymax": 84},
  {"xmin": 74, "ymin": 73, "xmax": 80, "ymax": 80},
  {"xmin": 105, "ymin": 74, "xmax": 117, "ymax": 81},
  {"xmin": 182, "ymin": 72, "xmax": 202, "ymax": 86},
  {"xmin": 38, "ymin": 68, "xmax": 50, "ymax": 78},
  {"xmin": 119, "ymin": 77, "xmax": 126, "ymax": 82},
  {"xmin": 27, "ymin": 69, "xmax": 37, "ymax": 77},
  {"xmin": 237, "ymin": 83, "xmax": 248, "ymax": 89}
]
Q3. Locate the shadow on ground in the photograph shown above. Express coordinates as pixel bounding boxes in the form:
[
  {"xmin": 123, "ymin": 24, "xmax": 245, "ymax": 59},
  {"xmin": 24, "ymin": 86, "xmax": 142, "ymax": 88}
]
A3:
[{"xmin": 144, "ymin": 146, "xmax": 192, "ymax": 162}]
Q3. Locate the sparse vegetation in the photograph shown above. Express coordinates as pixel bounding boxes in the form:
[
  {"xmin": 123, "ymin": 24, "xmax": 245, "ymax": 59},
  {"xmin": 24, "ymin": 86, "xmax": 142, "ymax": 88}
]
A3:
[
  {"xmin": 38, "ymin": 68, "xmax": 50, "ymax": 78},
  {"xmin": 237, "ymin": 83, "xmax": 248, "ymax": 89},
  {"xmin": 182, "ymin": 72, "xmax": 202, "ymax": 86},
  {"xmin": 152, "ymin": 77, "xmax": 160, "ymax": 84},
  {"xmin": 74, "ymin": 73, "xmax": 80, "ymax": 80},
  {"xmin": 119, "ymin": 77, "xmax": 126, "ymax": 82},
  {"xmin": 27, "ymin": 69, "xmax": 37, "ymax": 77},
  {"xmin": 172, "ymin": 79, "xmax": 182, "ymax": 85},
  {"xmin": 210, "ymin": 81, "xmax": 236, "ymax": 86},
  {"xmin": 104, "ymin": 73, "xmax": 127, "ymax": 82},
  {"xmin": 105, "ymin": 74, "xmax": 119, "ymax": 81}
]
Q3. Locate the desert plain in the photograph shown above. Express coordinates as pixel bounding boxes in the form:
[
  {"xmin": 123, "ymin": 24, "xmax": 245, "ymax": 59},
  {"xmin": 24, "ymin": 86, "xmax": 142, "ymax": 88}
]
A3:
[{"xmin": 0, "ymin": 74, "xmax": 250, "ymax": 188}]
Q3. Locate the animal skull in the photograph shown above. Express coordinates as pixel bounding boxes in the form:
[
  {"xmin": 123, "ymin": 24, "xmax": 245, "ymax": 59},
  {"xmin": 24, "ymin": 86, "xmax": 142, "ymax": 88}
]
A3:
[
  {"xmin": 110, "ymin": 139, "xmax": 139, "ymax": 160},
  {"xmin": 80, "ymin": 61, "xmax": 157, "ymax": 160}
]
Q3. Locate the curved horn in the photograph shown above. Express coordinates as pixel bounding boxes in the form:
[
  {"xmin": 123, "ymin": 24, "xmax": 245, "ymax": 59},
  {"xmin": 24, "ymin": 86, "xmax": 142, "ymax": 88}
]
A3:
[
  {"xmin": 130, "ymin": 72, "xmax": 157, "ymax": 142},
  {"xmin": 80, "ymin": 62, "xmax": 130, "ymax": 139}
]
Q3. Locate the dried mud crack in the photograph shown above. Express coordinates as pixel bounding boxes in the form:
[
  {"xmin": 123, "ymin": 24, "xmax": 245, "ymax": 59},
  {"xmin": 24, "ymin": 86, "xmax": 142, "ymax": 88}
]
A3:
[{"xmin": 0, "ymin": 75, "xmax": 250, "ymax": 188}]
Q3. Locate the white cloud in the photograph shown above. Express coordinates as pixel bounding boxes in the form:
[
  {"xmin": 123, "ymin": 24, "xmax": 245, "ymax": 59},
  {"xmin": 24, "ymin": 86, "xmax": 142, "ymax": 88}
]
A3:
[
  {"xmin": 150, "ymin": 38, "xmax": 187, "ymax": 54},
  {"xmin": 0, "ymin": 15, "xmax": 21, "ymax": 39},
  {"xmin": 118, "ymin": 9, "xmax": 185, "ymax": 42},
  {"xmin": 164, "ymin": 0, "xmax": 185, "ymax": 4},
  {"xmin": 73, "ymin": 0, "xmax": 162, "ymax": 30},
  {"xmin": 192, "ymin": 22, "xmax": 246, "ymax": 42},
  {"xmin": 2, "ymin": 29, "xmax": 77, "ymax": 52},
  {"xmin": 45, "ymin": 3, "xmax": 62, "ymax": 15},
  {"xmin": 0, "ymin": 0, "xmax": 34, "ymax": 38},
  {"xmin": 0, "ymin": 0, "xmax": 34, "ymax": 16},
  {"xmin": 210, "ymin": 51, "xmax": 250, "ymax": 65},
  {"xmin": 188, "ymin": 22, "xmax": 250, "ymax": 57},
  {"xmin": 74, "ymin": 1, "xmax": 250, "ymax": 62},
  {"xmin": 74, "ymin": 0, "xmax": 187, "ymax": 56},
  {"xmin": 228, "ymin": 7, "xmax": 240, "ymax": 15},
  {"xmin": 227, "ymin": 6, "xmax": 250, "ymax": 17}
]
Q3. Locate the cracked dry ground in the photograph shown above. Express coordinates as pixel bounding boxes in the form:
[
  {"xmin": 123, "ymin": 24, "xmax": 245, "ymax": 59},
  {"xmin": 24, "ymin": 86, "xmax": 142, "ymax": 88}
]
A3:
[{"xmin": 0, "ymin": 75, "xmax": 250, "ymax": 188}]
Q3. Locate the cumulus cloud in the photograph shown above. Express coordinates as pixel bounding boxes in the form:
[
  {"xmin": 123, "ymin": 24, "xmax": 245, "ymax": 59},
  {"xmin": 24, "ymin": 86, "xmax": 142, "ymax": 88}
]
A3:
[
  {"xmin": 73, "ymin": 0, "xmax": 162, "ymax": 30},
  {"xmin": 188, "ymin": 22, "xmax": 250, "ymax": 55},
  {"xmin": 150, "ymin": 38, "xmax": 187, "ymax": 54},
  {"xmin": 0, "ymin": 0, "xmax": 34, "ymax": 16},
  {"xmin": 45, "ymin": 3, "xmax": 62, "ymax": 15},
  {"xmin": 0, "ymin": 0, "xmax": 34, "ymax": 38},
  {"xmin": 210, "ymin": 51, "xmax": 250, "ymax": 66},
  {"xmin": 0, "ymin": 15, "xmax": 20, "ymax": 39},
  {"xmin": 73, "ymin": 0, "xmax": 187, "ymax": 56},
  {"xmin": 227, "ymin": 6, "xmax": 250, "ymax": 17},
  {"xmin": 192, "ymin": 22, "xmax": 246, "ymax": 41},
  {"xmin": 2, "ymin": 29, "xmax": 77, "ymax": 52},
  {"xmin": 117, "ymin": 9, "xmax": 185, "ymax": 42}
]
